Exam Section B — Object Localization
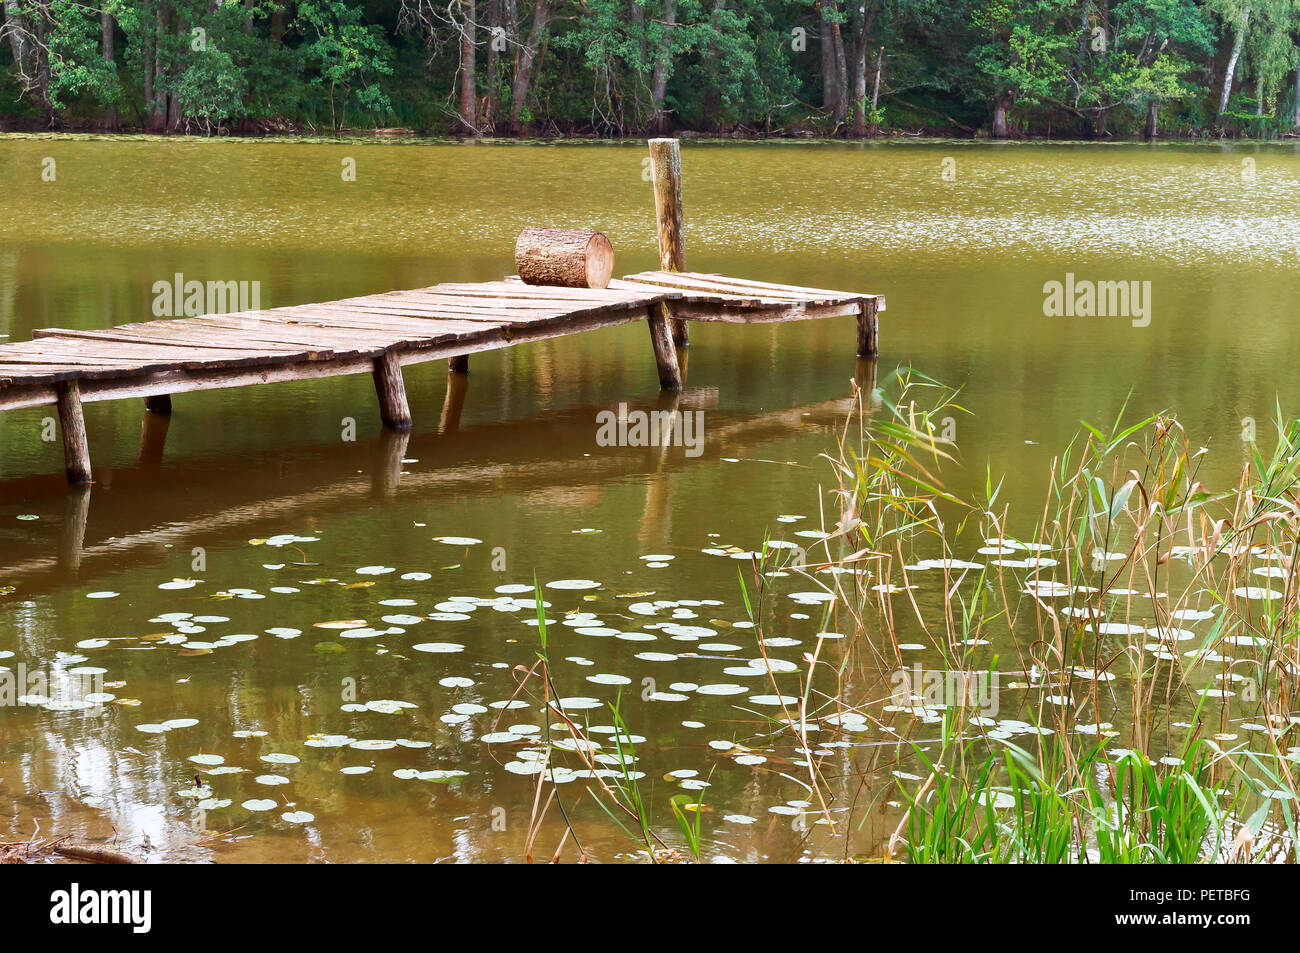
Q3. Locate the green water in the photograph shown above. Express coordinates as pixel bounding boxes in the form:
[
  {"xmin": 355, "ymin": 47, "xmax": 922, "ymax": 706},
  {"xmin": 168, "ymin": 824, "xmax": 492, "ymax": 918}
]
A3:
[{"xmin": 0, "ymin": 136, "xmax": 1298, "ymax": 862}]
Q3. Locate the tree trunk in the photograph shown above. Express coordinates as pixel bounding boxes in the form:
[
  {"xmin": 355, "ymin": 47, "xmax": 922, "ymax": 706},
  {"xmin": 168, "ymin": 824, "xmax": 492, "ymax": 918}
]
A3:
[
  {"xmin": 701, "ymin": 0, "xmax": 725, "ymax": 131},
  {"xmin": 831, "ymin": 9, "xmax": 847, "ymax": 126},
  {"xmin": 167, "ymin": 14, "xmax": 184, "ymax": 131},
  {"xmin": 484, "ymin": 0, "xmax": 500, "ymax": 123},
  {"xmin": 3, "ymin": 0, "xmax": 31, "ymax": 79},
  {"xmin": 819, "ymin": 1, "xmax": 839, "ymax": 122},
  {"xmin": 32, "ymin": 0, "xmax": 53, "ymax": 125},
  {"xmin": 870, "ymin": 46, "xmax": 883, "ymax": 111},
  {"xmin": 1218, "ymin": 7, "xmax": 1249, "ymax": 119},
  {"xmin": 650, "ymin": 0, "xmax": 678, "ymax": 134},
  {"xmin": 1145, "ymin": 101, "xmax": 1159, "ymax": 140},
  {"xmin": 1293, "ymin": 50, "xmax": 1300, "ymax": 128},
  {"xmin": 459, "ymin": 0, "xmax": 478, "ymax": 133},
  {"xmin": 147, "ymin": 2, "xmax": 168, "ymax": 132},
  {"xmin": 848, "ymin": 5, "xmax": 875, "ymax": 137},
  {"xmin": 509, "ymin": 0, "xmax": 551, "ymax": 133},
  {"xmin": 102, "ymin": 8, "xmax": 117, "ymax": 130},
  {"xmin": 992, "ymin": 92, "xmax": 1014, "ymax": 138}
]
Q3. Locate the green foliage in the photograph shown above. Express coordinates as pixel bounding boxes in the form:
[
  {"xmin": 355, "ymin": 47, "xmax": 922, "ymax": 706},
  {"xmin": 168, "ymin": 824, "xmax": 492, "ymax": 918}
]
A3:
[{"xmin": 1, "ymin": 0, "xmax": 1296, "ymax": 136}]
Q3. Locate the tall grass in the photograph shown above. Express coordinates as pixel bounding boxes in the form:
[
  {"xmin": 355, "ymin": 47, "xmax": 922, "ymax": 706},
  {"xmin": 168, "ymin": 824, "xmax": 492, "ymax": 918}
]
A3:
[{"xmin": 745, "ymin": 369, "xmax": 1300, "ymax": 863}]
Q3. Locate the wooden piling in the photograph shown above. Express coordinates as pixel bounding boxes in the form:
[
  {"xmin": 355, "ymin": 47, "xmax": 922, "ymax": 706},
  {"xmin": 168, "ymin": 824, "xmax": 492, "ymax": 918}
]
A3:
[
  {"xmin": 448, "ymin": 354, "xmax": 469, "ymax": 374},
  {"xmin": 56, "ymin": 381, "xmax": 92, "ymax": 484},
  {"xmin": 648, "ymin": 138, "xmax": 690, "ymax": 348},
  {"xmin": 144, "ymin": 394, "xmax": 172, "ymax": 414},
  {"xmin": 647, "ymin": 302, "xmax": 683, "ymax": 391},
  {"xmin": 856, "ymin": 297, "xmax": 879, "ymax": 358},
  {"xmin": 372, "ymin": 351, "xmax": 413, "ymax": 431}
]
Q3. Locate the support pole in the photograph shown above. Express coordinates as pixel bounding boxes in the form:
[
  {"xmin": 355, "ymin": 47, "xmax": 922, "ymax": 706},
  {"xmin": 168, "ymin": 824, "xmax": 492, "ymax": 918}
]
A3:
[
  {"xmin": 144, "ymin": 394, "xmax": 172, "ymax": 414},
  {"xmin": 56, "ymin": 381, "xmax": 92, "ymax": 484},
  {"xmin": 372, "ymin": 351, "xmax": 413, "ymax": 431},
  {"xmin": 648, "ymin": 137, "xmax": 690, "ymax": 348},
  {"xmin": 448, "ymin": 354, "xmax": 469, "ymax": 374},
  {"xmin": 856, "ymin": 297, "xmax": 879, "ymax": 358},
  {"xmin": 647, "ymin": 302, "xmax": 683, "ymax": 391}
]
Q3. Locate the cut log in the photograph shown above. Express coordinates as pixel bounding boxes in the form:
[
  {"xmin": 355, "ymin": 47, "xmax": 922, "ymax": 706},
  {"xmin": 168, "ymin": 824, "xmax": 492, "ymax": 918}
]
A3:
[{"xmin": 515, "ymin": 228, "xmax": 615, "ymax": 289}]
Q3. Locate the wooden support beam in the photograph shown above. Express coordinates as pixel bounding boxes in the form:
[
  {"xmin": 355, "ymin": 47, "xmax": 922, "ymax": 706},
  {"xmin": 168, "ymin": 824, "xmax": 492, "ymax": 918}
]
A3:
[
  {"xmin": 647, "ymin": 302, "xmax": 683, "ymax": 391},
  {"xmin": 56, "ymin": 381, "xmax": 92, "ymax": 484},
  {"xmin": 145, "ymin": 394, "xmax": 172, "ymax": 414},
  {"xmin": 856, "ymin": 298, "xmax": 879, "ymax": 358},
  {"xmin": 448, "ymin": 354, "xmax": 469, "ymax": 374},
  {"xmin": 648, "ymin": 138, "xmax": 690, "ymax": 348},
  {"xmin": 372, "ymin": 351, "xmax": 413, "ymax": 431}
]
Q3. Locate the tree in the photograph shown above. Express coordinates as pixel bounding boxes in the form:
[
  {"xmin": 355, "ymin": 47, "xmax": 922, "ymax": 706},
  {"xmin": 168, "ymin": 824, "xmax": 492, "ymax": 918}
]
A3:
[
  {"xmin": 970, "ymin": 0, "xmax": 1074, "ymax": 137},
  {"xmin": 298, "ymin": 0, "xmax": 393, "ymax": 130}
]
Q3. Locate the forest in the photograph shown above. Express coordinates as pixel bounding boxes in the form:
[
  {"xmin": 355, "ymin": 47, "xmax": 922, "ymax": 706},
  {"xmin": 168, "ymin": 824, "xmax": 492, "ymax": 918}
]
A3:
[{"xmin": 1, "ymin": 0, "xmax": 1298, "ymax": 139}]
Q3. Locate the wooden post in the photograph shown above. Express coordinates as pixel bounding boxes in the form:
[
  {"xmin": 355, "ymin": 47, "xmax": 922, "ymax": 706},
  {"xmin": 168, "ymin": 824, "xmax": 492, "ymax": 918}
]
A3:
[
  {"xmin": 448, "ymin": 354, "xmax": 469, "ymax": 374},
  {"xmin": 648, "ymin": 137, "xmax": 690, "ymax": 348},
  {"xmin": 647, "ymin": 302, "xmax": 683, "ymax": 391},
  {"xmin": 372, "ymin": 351, "xmax": 413, "ymax": 431},
  {"xmin": 56, "ymin": 381, "xmax": 92, "ymax": 484},
  {"xmin": 145, "ymin": 394, "xmax": 172, "ymax": 414},
  {"xmin": 856, "ymin": 298, "xmax": 879, "ymax": 358}
]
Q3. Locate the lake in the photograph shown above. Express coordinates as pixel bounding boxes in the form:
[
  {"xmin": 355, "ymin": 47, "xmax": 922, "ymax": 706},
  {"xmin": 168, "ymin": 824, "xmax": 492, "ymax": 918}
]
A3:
[{"xmin": 1, "ymin": 136, "xmax": 1298, "ymax": 862}]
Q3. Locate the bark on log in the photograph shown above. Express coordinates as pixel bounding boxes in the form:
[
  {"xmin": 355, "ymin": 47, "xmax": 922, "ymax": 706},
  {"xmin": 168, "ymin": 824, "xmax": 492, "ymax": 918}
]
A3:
[{"xmin": 515, "ymin": 228, "xmax": 614, "ymax": 289}]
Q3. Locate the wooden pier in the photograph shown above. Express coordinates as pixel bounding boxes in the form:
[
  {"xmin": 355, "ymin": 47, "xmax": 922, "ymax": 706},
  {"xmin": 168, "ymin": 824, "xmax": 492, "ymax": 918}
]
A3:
[{"xmin": 0, "ymin": 140, "xmax": 884, "ymax": 484}]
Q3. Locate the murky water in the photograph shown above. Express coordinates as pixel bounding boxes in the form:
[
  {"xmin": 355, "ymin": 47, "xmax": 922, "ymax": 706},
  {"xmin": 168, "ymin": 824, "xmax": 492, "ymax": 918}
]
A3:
[{"xmin": 1, "ymin": 136, "xmax": 1298, "ymax": 862}]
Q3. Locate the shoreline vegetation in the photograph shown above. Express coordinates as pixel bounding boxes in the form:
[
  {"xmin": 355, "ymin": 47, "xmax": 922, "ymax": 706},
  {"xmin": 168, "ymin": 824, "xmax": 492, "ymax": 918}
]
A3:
[
  {"xmin": 4, "ymin": 2, "xmax": 1300, "ymax": 144},
  {"xmin": 466, "ymin": 368, "xmax": 1300, "ymax": 862}
]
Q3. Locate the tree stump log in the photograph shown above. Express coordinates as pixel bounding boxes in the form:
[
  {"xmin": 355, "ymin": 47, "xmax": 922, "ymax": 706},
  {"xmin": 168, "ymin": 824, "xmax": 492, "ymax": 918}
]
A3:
[{"xmin": 515, "ymin": 227, "xmax": 615, "ymax": 289}]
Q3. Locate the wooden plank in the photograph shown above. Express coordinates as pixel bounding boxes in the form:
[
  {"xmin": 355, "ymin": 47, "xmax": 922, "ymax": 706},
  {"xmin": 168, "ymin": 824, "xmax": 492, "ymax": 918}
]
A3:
[
  {"xmin": 33, "ymin": 327, "xmax": 332, "ymax": 364},
  {"xmin": 670, "ymin": 301, "xmax": 865, "ymax": 324},
  {"xmin": 304, "ymin": 301, "xmax": 569, "ymax": 324},
  {"xmin": 625, "ymin": 270, "xmax": 877, "ymax": 302},
  {"xmin": 423, "ymin": 281, "xmax": 657, "ymax": 302},
  {"xmin": 263, "ymin": 307, "xmax": 509, "ymax": 340},
  {"xmin": 610, "ymin": 277, "xmax": 797, "ymax": 308}
]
